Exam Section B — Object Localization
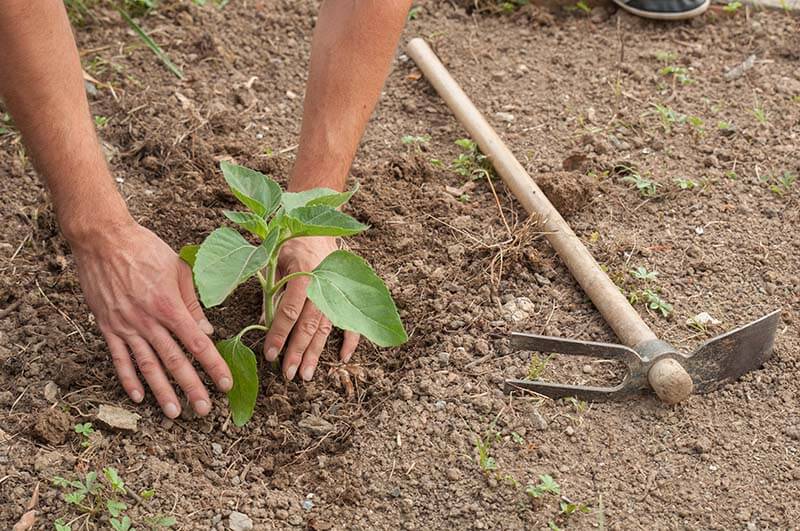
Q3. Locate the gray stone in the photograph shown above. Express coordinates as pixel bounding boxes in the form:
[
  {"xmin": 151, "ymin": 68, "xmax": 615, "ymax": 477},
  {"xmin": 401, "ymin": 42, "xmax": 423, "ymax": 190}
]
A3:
[
  {"xmin": 228, "ymin": 511, "xmax": 253, "ymax": 531},
  {"xmin": 44, "ymin": 381, "xmax": 59, "ymax": 403},
  {"xmin": 96, "ymin": 404, "xmax": 141, "ymax": 432},
  {"xmin": 298, "ymin": 415, "xmax": 335, "ymax": 437}
]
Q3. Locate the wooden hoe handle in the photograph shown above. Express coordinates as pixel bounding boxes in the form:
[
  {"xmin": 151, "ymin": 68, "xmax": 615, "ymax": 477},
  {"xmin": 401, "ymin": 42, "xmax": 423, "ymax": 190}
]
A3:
[{"xmin": 406, "ymin": 38, "xmax": 692, "ymax": 404}]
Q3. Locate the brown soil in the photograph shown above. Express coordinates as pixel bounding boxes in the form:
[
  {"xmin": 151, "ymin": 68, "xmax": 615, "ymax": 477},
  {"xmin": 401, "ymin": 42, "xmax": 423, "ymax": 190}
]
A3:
[{"xmin": 1, "ymin": 1, "xmax": 799, "ymax": 529}]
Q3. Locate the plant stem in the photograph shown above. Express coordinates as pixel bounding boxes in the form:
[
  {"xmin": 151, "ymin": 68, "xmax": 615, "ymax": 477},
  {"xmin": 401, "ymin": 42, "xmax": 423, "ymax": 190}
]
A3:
[
  {"xmin": 235, "ymin": 324, "xmax": 269, "ymax": 342},
  {"xmin": 269, "ymin": 271, "xmax": 313, "ymax": 297}
]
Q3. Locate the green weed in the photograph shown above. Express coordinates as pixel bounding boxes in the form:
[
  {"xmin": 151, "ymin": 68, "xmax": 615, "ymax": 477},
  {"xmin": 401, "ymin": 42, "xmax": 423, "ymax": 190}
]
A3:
[
  {"xmin": 73, "ymin": 423, "xmax": 95, "ymax": 448},
  {"xmin": 659, "ymin": 65, "xmax": 692, "ymax": 85},
  {"xmin": 675, "ymin": 178, "xmax": 699, "ymax": 190},
  {"xmin": 768, "ymin": 172, "xmax": 796, "ymax": 195},
  {"xmin": 407, "ymin": 6, "xmax": 422, "ymax": 19},
  {"xmin": 630, "ymin": 266, "xmax": 658, "ymax": 281},
  {"xmin": 752, "ymin": 107, "xmax": 767, "ymax": 124},
  {"xmin": 723, "ymin": 0, "xmax": 742, "ymax": 11},
  {"xmin": 525, "ymin": 474, "xmax": 560, "ymax": 498},
  {"xmin": 617, "ymin": 167, "xmax": 659, "ymax": 197},
  {"xmin": 452, "ymin": 138, "xmax": 493, "ymax": 180},
  {"xmin": 526, "ymin": 354, "xmax": 553, "ymax": 380}
]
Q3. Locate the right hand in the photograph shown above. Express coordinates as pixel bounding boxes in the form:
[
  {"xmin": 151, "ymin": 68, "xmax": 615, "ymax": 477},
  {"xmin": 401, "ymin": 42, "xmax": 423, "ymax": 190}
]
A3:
[{"xmin": 70, "ymin": 220, "xmax": 233, "ymax": 418}]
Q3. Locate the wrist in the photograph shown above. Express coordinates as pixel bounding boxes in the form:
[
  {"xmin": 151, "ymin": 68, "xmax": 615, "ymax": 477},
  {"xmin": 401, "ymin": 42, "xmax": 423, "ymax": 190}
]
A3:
[{"xmin": 61, "ymin": 199, "xmax": 136, "ymax": 252}]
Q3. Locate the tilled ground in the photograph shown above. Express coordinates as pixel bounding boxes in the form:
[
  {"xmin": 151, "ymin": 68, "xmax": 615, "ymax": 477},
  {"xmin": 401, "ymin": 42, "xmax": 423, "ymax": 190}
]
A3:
[{"xmin": 1, "ymin": 1, "xmax": 799, "ymax": 529}]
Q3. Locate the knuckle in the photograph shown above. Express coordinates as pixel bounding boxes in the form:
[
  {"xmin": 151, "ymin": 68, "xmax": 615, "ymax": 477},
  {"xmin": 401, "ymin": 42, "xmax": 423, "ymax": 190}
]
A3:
[
  {"xmin": 185, "ymin": 333, "xmax": 209, "ymax": 356},
  {"xmin": 151, "ymin": 294, "xmax": 178, "ymax": 322},
  {"xmin": 160, "ymin": 348, "xmax": 186, "ymax": 371},
  {"xmin": 136, "ymin": 356, "xmax": 160, "ymax": 375},
  {"xmin": 318, "ymin": 320, "xmax": 333, "ymax": 335},
  {"xmin": 279, "ymin": 302, "xmax": 302, "ymax": 321},
  {"xmin": 300, "ymin": 319, "xmax": 319, "ymax": 336}
]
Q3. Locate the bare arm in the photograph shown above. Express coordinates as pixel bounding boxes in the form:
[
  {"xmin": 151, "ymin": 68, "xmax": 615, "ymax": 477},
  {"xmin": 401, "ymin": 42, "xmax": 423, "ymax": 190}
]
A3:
[
  {"xmin": 0, "ymin": 1, "xmax": 232, "ymax": 418},
  {"xmin": 267, "ymin": 0, "xmax": 412, "ymax": 381}
]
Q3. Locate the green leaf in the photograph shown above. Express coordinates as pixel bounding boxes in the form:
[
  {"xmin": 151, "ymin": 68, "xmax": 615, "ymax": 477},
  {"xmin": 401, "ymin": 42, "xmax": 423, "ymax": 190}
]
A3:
[
  {"xmin": 54, "ymin": 518, "xmax": 72, "ymax": 531},
  {"xmin": 139, "ymin": 488, "xmax": 156, "ymax": 500},
  {"xmin": 284, "ymin": 206, "xmax": 368, "ymax": 238},
  {"xmin": 307, "ymin": 250, "xmax": 407, "ymax": 347},
  {"xmin": 281, "ymin": 185, "xmax": 357, "ymax": 213},
  {"xmin": 103, "ymin": 467, "xmax": 126, "ymax": 494},
  {"xmin": 179, "ymin": 244, "xmax": 199, "ymax": 268},
  {"xmin": 110, "ymin": 516, "xmax": 132, "ymax": 531},
  {"xmin": 223, "ymin": 211, "xmax": 269, "ymax": 239},
  {"xmin": 64, "ymin": 491, "xmax": 86, "ymax": 505},
  {"xmin": 106, "ymin": 499, "xmax": 128, "ymax": 517},
  {"xmin": 217, "ymin": 338, "xmax": 259, "ymax": 426},
  {"xmin": 155, "ymin": 515, "xmax": 177, "ymax": 528},
  {"xmin": 220, "ymin": 161, "xmax": 281, "ymax": 217},
  {"xmin": 194, "ymin": 228, "xmax": 276, "ymax": 307}
]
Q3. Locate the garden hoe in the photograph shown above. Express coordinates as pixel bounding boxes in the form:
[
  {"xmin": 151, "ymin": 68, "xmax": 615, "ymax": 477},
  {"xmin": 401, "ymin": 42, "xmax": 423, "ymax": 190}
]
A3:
[{"xmin": 406, "ymin": 38, "xmax": 781, "ymax": 404}]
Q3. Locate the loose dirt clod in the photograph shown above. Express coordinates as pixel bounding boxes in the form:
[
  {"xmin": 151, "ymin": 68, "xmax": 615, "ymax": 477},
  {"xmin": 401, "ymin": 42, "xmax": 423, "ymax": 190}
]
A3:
[
  {"xmin": 32, "ymin": 408, "xmax": 72, "ymax": 445},
  {"xmin": 96, "ymin": 404, "xmax": 141, "ymax": 432},
  {"xmin": 536, "ymin": 171, "xmax": 597, "ymax": 218}
]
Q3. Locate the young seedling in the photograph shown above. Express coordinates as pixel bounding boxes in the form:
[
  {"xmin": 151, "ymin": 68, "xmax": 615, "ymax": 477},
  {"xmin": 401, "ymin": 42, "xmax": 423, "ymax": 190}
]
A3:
[
  {"xmin": 452, "ymin": 138, "xmax": 493, "ymax": 180},
  {"xmin": 181, "ymin": 162, "xmax": 407, "ymax": 426},
  {"xmin": 658, "ymin": 65, "xmax": 693, "ymax": 85},
  {"xmin": 94, "ymin": 116, "xmax": 109, "ymax": 128},
  {"xmin": 768, "ymin": 171, "xmax": 796, "ymax": 196},
  {"xmin": 401, "ymin": 134, "xmax": 430, "ymax": 153},
  {"xmin": 752, "ymin": 106, "xmax": 768, "ymax": 124},
  {"xmin": 654, "ymin": 51, "xmax": 678, "ymax": 63},
  {"xmin": 73, "ymin": 422, "xmax": 95, "ymax": 448},
  {"xmin": 641, "ymin": 288, "xmax": 673, "ymax": 317},
  {"xmin": 526, "ymin": 353, "xmax": 553, "ymax": 380},
  {"xmin": 675, "ymin": 177, "xmax": 699, "ymax": 190},
  {"xmin": 652, "ymin": 103, "xmax": 685, "ymax": 132},
  {"xmin": 525, "ymin": 474, "xmax": 560, "ymax": 499},
  {"xmin": 630, "ymin": 266, "xmax": 658, "ymax": 281},
  {"xmin": 51, "ymin": 468, "xmax": 173, "ymax": 530},
  {"xmin": 407, "ymin": 5, "xmax": 422, "ymax": 19},
  {"xmin": 723, "ymin": 0, "xmax": 742, "ymax": 11},
  {"xmin": 617, "ymin": 166, "xmax": 659, "ymax": 198},
  {"xmin": 475, "ymin": 432, "xmax": 499, "ymax": 473}
]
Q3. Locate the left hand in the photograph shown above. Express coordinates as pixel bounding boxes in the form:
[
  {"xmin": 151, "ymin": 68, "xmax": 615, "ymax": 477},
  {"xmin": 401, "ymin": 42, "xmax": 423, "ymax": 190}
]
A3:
[{"xmin": 263, "ymin": 236, "xmax": 360, "ymax": 381}]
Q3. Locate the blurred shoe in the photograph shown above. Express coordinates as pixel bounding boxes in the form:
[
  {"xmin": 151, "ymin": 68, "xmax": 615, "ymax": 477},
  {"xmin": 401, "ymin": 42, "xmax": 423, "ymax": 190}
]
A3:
[{"xmin": 612, "ymin": 0, "xmax": 710, "ymax": 19}]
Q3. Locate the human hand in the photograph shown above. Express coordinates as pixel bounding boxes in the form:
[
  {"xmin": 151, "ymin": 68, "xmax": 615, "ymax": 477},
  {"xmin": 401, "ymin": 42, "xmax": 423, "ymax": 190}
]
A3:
[
  {"xmin": 71, "ymin": 221, "xmax": 233, "ymax": 418},
  {"xmin": 264, "ymin": 236, "xmax": 360, "ymax": 381}
]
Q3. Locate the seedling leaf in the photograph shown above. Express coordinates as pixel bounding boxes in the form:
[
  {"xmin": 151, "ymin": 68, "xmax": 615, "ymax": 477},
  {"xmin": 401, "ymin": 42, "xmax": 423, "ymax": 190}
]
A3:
[
  {"xmin": 110, "ymin": 516, "xmax": 132, "ymax": 531},
  {"xmin": 103, "ymin": 467, "xmax": 126, "ymax": 494},
  {"xmin": 284, "ymin": 205, "xmax": 368, "ymax": 238},
  {"xmin": 307, "ymin": 250, "xmax": 407, "ymax": 347},
  {"xmin": 194, "ymin": 228, "xmax": 275, "ymax": 307},
  {"xmin": 220, "ymin": 161, "xmax": 282, "ymax": 217},
  {"xmin": 179, "ymin": 244, "xmax": 199, "ymax": 268},
  {"xmin": 281, "ymin": 186, "xmax": 357, "ymax": 213},
  {"xmin": 223, "ymin": 211, "xmax": 269, "ymax": 239},
  {"xmin": 217, "ymin": 338, "xmax": 259, "ymax": 426},
  {"xmin": 106, "ymin": 499, "xmax": 128, "ymax": 517}
]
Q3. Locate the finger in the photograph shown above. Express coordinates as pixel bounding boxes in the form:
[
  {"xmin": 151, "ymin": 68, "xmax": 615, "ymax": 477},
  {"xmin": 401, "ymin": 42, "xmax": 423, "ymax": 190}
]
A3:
[
  {"xmin": 105, "ymin": 331, "xmax": 144, "ymax": 403},
  {"xmin": 340, "ymin": 331, "xmax": 360, "ymax": 363},
  {"xmin": 153, "ymin": 293, "xmax": 233, "ymax": 393},
  {"xmin": 178, "ymin": 261, "xmax": 213, "ymax": 336},
  {"xmin": 299, "ymin": 316, "xmax": 332, "ymax": 382},
  {"xmin": 127, "ymin": 335, "xmax": 181, "ymax": 419},
  {"xmin": 146, "ymin": 325, "xmax": 212, "ymax": 416},
  {"xmin": 264, "ymin": 276, "xmax": 311, "ymax": 363},
  {"xmin": 282, "ymin": 302, "xmax": 322, "ymax": 381}
]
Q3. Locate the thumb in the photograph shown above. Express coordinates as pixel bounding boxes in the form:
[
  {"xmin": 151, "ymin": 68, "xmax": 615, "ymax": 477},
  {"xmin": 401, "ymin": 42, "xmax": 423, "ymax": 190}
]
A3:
[{"xmin": 178, "ymin": 261, "xmax": 214, "ymax": 336}]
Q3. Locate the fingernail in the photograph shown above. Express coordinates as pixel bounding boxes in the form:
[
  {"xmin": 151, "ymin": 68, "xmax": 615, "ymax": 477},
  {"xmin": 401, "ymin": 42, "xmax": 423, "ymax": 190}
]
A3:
[
  {"xmin": 220, "ymin": 377, "xmax": 233, "ymax": 392},
  {"xmin": 285, "ymin": 364, "xmax": 298, "ymax": 381},
  {"xmin": 163, "ymin": 402, "xmax": 180, "ymax": 419},
  {"xmin": 131, "ymin": 390, "xmax": 143, "ymax": 403},
  {"xmin": 301, "ymin": 366, "xmax": 315, "ymax": 381},
  {"xmin": 265, "ymin": 347, "xmax": 279, "ymax": 362},
  {"xmin": 193, "ymin": 399, "xmax": 210, "ymax": 416},
  {"xmin": 199, "ymin": 319, "xmax": 214, "ymax": 335}
]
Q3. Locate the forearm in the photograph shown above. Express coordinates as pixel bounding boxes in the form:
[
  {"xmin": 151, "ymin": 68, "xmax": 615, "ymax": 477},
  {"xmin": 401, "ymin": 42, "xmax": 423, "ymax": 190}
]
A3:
[
  {"xmin": 289, "ymin": 0, "xmax": 411, "ymax": 192},
  {"xmin": 0, "ymin": 1, "xmax": 132, "ymax": 245}
]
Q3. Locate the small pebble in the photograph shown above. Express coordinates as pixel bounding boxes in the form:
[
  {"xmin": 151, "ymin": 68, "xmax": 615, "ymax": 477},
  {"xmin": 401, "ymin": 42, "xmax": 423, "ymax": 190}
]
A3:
[
  {"xmin": 565, "ymin": 426, "xmax": 575, "ymax": 436},
  {"xmin": 446, "ymin": 468, "xmax": 460, "ymax": 481},
  {"xmin": 397, "ymin": 384, "xmax": 413, "ymax": 401},
  {"xmin": 581, "ymin": 364, "xmax": 594, "ymax": 375}
]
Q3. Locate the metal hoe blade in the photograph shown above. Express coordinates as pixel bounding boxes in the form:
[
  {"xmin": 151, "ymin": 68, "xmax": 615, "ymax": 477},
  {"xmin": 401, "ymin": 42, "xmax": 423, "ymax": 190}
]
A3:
[{"xmin": 505, "ymin": 310, "xmax": 781, "ymax": 400}]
